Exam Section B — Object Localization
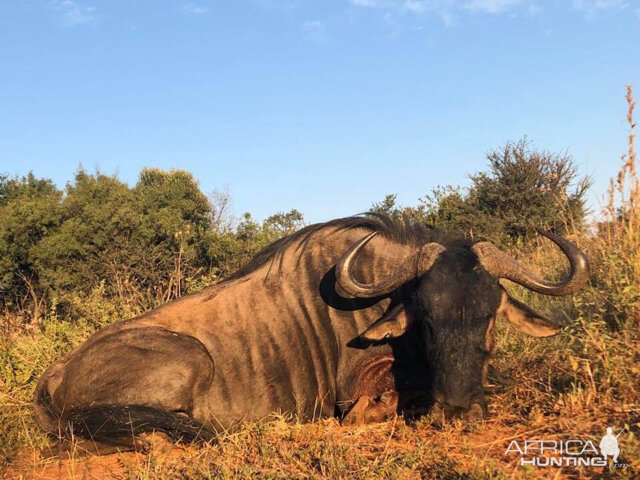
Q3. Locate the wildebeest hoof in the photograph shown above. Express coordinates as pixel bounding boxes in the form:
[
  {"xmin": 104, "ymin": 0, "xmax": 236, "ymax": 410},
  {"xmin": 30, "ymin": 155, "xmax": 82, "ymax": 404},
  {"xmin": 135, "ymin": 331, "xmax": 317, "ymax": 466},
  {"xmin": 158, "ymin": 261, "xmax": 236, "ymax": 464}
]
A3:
[
  {"xmin": 379, "ymin": 390, "xmax": 398, "ymax": 405},
  {"xmin": 342, "ymin": 391, "xmax": 399, "ymax": 426},
  {"xmin": 341, "ymin": 396, "xmax": 372, "ymax": 426}
]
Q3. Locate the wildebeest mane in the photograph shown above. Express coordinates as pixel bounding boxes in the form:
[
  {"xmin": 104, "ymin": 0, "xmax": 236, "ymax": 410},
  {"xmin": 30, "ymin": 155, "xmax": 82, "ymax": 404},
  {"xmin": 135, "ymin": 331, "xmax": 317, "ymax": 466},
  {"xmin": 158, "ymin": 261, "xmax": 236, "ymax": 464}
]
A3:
[{"xmin": 229, "ymin": 212, "xmax": 453, "ymax": 280}]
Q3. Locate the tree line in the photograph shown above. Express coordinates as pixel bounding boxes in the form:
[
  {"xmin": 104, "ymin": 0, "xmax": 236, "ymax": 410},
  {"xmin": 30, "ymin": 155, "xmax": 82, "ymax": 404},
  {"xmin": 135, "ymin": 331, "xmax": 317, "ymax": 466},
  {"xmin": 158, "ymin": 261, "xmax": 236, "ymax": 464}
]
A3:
[
  {"xmin": 0, "ymin": 138, "xmax": 589, "ymax": 326},
  {"xmin": 0, "ymin": 168, "xmax": 305, "ymax": 325}
]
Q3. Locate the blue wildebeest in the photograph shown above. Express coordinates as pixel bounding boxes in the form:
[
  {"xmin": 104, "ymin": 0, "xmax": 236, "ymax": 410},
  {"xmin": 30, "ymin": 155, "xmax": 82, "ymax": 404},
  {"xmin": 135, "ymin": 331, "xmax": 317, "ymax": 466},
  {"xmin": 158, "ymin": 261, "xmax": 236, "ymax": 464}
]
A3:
[{"xmin": 34, "ymin": 214, "xmax": 588, "ymax": 447}]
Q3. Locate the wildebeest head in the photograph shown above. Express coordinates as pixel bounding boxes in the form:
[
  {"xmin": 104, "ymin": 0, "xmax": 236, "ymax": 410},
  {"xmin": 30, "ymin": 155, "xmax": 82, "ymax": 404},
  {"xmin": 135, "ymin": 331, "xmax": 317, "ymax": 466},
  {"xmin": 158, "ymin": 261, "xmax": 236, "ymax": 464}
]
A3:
[{"xmin": 335, "ymin": 228, "xmax": 589, "ymax": 421}]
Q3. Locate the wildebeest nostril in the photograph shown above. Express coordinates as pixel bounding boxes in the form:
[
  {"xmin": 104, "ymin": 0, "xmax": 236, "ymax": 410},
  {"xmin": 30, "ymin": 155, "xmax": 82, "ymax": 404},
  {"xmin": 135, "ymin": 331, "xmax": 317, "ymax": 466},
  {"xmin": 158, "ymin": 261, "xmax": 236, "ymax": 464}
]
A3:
[{"xmin": 429, "ymin": 392, "xmax": 488, "ymax": 425}]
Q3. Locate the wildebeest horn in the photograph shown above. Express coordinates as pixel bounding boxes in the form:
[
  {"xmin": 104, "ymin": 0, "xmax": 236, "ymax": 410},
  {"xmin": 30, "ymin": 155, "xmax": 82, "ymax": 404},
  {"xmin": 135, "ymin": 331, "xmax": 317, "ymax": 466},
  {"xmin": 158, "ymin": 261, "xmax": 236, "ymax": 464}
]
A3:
[
  {"xmin": 336, "ymin": 232, "xmax": 445, "ymax": 298},
  {"xmin": 471, "ymin": 228, "xmax": 589, "ymax": 296}
]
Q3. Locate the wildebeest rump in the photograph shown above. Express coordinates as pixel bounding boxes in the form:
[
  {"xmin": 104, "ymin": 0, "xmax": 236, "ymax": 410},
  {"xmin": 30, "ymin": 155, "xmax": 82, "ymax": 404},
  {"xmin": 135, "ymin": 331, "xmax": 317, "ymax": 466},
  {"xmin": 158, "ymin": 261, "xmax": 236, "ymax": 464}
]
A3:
[{"xmin": 34, "ymin": 214, "xmax": 589, "ymax": 445}]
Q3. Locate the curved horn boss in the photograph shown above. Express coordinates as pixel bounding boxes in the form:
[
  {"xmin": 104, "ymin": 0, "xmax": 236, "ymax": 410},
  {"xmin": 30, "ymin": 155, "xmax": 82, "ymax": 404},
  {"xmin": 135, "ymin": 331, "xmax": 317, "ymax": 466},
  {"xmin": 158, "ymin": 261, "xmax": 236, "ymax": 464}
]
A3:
[
  {"xmin": 472, "ymin": 227, "xmax": 589, "ymax": 295},
  {"xmin": 335, "ymin": 232, "xmax": 446, "ymax": 298}
]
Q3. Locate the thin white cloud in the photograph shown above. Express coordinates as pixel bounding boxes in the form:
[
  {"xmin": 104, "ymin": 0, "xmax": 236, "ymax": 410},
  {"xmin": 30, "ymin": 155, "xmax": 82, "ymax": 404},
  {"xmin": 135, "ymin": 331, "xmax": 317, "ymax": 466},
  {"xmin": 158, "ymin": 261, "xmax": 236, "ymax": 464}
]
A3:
[
  {"xmin": 527, "ymin": 3, "xmax": 542, "ymax": 16},
  {"xmin": 52, "ymin": 0, "xmax": 95, "ymax": 26},
  {"xmin": 464, "ymin": 0, "xmax": 524, "ymax": 14},
  {"xmin": 349, "ymin": 1, "xmax": 450, "ymax": 16},
  {"xmin": 441, "ymin": 10, "xmax": 455, "ymax": 26},
  {"xmin": 404, "ymin": 1, "xmax": 429, "ymax": 13},
  {"xmin": 348, "ymin": 0, "xmax": 630, "ymax": 23},
  {"xmin": 351, "ymin": 0, "xmax": 379, "ymax": 5},
  {"xmin": 572, "ymin": 0, "xmax": 628, "ymax": 20},
  {"xmin": 250, "ymin": 0, "xmax": 304, "ymax": 11},
  {"xmin": 182, "ymin": 3, "xmax": 213, "ymax": 16},
  {"xmin": 302, "ymin": 21, "xmax": 332, "ymax": 44}
]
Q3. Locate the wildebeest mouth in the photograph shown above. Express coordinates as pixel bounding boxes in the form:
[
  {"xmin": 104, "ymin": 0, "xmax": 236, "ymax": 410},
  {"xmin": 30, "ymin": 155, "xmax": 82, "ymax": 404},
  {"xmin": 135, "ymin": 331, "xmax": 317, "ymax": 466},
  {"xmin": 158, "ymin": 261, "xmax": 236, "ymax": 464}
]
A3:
[{"xmin": 428, "ymin": 398, "xmax": 489, "ymax": 426}]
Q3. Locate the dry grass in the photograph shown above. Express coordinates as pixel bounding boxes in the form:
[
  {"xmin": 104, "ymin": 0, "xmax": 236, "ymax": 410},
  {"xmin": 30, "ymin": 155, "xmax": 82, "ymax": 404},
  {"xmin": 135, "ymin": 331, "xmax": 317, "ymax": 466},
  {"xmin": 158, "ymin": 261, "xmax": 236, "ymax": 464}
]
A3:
[
  {"xmin": 2, "ymin": 365, "xmax": 639, "ymax": 480},
  {"xmin": 1, "ymin": 88, "xmax": 639, "ymax": 479}
]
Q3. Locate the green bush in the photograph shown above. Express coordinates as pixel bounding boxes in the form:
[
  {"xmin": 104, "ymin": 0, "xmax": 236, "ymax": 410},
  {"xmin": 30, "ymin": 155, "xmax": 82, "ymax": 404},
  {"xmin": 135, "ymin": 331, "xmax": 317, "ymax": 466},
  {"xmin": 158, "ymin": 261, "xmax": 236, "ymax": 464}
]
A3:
[
  {"xmin": 0, "ymin": 169, "xmax": 305, "ymax": 325},
  {"xmin": 374, "ymin": 138, "xmax": 590, "ymax": 246}
]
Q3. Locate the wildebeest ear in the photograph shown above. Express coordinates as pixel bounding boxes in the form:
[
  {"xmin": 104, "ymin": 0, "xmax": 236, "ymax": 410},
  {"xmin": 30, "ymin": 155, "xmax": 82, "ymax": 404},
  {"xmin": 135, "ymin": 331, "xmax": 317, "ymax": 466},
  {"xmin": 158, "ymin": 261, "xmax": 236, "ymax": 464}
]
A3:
[
  {"xmin": 497, "ymin": 288, "xmax": 561, "ymax": 337},
  {"xmin": 360, "ymin": 304, "xmax": 410, "ymax": 342}
]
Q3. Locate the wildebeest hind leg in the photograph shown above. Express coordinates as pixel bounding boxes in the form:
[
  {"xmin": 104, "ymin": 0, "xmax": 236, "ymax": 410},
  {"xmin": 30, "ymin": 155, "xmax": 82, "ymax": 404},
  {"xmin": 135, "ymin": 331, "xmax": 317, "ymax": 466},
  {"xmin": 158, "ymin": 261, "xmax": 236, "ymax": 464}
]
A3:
[{"xmin": 49, "ymin": 327, "xmax": 215, "ymax": 444}]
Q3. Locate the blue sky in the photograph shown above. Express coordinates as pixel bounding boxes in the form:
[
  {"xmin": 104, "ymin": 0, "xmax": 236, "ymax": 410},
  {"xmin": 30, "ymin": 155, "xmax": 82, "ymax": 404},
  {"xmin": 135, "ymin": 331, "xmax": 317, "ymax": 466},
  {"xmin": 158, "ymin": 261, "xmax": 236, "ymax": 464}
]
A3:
[{"xmin": 1, "ymin": 1, "xmax": 639, "ymax": 223}]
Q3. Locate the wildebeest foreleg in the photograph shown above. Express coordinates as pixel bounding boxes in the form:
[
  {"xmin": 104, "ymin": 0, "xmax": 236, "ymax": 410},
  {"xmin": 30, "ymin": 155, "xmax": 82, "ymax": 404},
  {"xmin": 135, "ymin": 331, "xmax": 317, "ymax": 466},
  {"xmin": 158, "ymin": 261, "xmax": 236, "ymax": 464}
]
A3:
[{"xmin": 341, "ymin": 390, "xmax": 399, "ymax": 426}]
